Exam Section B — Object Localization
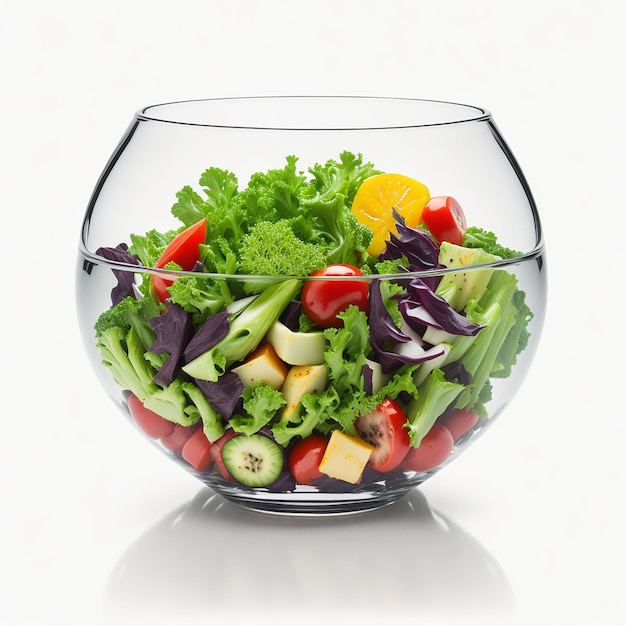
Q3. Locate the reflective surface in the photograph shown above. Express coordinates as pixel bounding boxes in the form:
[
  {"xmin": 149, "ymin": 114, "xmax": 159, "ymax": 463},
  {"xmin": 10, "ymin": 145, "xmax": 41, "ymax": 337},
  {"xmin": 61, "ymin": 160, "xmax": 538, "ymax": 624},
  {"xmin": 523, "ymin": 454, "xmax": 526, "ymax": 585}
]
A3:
[{"xmin": 104, "ymin": 488, "xmax": 515, "ymax": 623}]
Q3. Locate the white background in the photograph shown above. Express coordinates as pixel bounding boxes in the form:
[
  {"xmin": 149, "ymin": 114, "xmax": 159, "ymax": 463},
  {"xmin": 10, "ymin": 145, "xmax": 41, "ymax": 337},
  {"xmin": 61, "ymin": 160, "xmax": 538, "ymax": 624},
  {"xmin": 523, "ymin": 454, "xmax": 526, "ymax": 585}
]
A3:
[{"xmin": 2, "ymin": 1, "xmax": 625, "ymax": 625}]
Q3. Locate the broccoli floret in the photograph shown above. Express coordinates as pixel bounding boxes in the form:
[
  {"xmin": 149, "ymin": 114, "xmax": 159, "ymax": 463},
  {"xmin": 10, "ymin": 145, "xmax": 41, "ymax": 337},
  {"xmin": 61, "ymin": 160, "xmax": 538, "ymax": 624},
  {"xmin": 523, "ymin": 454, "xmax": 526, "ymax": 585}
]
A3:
[
  {"xmin": 238, "ymin": 220, "xmax": 327, "ymax": 276},
  {"xmin": 94, "ymin": 295, "xmax": 159, "ymax": 402},
  {"xmin": 96, "ymin": 316, "xmax": 219, "ymax": 428},
  {"xmin": 97, "ymin": 325, "xmax": 159, "ymax": 402},
  {"xmin": 168, "ymin": 274, "xmax": 234, "ymax": 325},
  {"xmin": 181, "ymin": 381, "xmax": 225, "ymax": 442},
  {"xmin": 94, "ymin": 295, "xmax": 160, "ymax": 351},
  {"xmin": 144, "ymin": 378, "xmax": 198, "ymax": 426},
  {"xmin": 95, "ymin": 295, "xmax": 199, "ymax": 425}
]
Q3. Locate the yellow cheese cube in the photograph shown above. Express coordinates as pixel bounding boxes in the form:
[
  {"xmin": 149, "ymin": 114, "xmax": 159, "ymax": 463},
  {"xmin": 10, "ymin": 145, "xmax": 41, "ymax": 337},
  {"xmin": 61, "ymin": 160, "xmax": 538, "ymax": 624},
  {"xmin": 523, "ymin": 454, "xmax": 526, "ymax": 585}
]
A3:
[
  {"xmin": 281, "ymin": 364, "xmax": 328, "ymax": 421},
  {"xmin": 318, "ymin": 430, "xmax": 374, "ymax": 484},
  {"xmin": 231, "ymin": 344, "xmax": 288, "ymax": 390}
]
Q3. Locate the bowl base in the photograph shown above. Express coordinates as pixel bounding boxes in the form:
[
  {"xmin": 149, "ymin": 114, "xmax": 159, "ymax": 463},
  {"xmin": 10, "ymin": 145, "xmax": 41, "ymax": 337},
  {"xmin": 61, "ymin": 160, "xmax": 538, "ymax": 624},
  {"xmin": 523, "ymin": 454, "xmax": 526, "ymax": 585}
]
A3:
[{"xmin": 203, "ymin": 481, "xmax": 421, "ymax": 516}]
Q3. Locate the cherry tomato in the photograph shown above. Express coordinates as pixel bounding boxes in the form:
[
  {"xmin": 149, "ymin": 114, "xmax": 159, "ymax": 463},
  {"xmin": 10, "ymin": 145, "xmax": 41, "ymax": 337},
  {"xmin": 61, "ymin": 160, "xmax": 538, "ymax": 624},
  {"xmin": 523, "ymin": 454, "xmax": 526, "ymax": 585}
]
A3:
[
  {"xmin": 151, "ymin": 218, "xmax": 207, "ymax": 302},
  {"xmin": 181, "ymin": 428, "xmax": 214, "ymax": 472},
  {"xmin": 211, "ymin": 430, "xmax": 239, "ymax": 481},
  {"xmin": 442, "ymin": 408, "xmax": 480, "ymax": 441},
  {"xmin": 421, "ymin": 196, "xmax": 467, "ymax": 245},
  {"xmin": 355, "ymin": 399, "xmax": 411, "ymax": 472},
  {"xmin": 402, "ymin": 424, "xmax": 454, "ymax": 473},
  {"xmin": 160, "ymin": 423, "xmax": 199, "ymax": 454},
  {"xmin": 288, "ymin": 435, "xmax": 328, "ymax": 485},
  {"xmin": 301, "ymin": 264, "xmax": 369, "ymax": 328},
  {"xmin": 127, "ymin": 393, "xmax": 175, "ymax": 439}
]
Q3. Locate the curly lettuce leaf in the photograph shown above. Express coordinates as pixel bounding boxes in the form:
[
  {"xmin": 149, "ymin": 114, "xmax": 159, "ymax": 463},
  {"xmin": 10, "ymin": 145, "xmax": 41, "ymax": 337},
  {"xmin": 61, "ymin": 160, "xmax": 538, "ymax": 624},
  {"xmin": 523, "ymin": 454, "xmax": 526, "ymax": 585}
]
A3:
[{"xmin": 229, "ymin": 383, "xmax": 286, "ymax": 436}]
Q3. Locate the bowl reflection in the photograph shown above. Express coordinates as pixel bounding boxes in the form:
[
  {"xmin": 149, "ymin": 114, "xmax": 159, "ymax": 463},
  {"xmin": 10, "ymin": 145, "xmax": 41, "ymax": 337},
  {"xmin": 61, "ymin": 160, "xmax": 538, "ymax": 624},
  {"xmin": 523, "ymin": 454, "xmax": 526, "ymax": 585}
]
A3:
[{"xmin": 104, "ymin": 488, "xmax": 515, "ymax": 623}]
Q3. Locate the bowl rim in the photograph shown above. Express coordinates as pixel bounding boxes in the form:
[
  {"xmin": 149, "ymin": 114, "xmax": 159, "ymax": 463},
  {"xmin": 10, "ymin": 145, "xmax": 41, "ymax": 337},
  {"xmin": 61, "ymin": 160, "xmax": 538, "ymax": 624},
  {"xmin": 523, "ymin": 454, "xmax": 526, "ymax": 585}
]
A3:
[
  {"xmin": 78, "ymin": 242, "xmax": 545, "ymax": 282},
  {"xmin": 134, "ymin": 95, "xmax": 493, "ymax": 131}
]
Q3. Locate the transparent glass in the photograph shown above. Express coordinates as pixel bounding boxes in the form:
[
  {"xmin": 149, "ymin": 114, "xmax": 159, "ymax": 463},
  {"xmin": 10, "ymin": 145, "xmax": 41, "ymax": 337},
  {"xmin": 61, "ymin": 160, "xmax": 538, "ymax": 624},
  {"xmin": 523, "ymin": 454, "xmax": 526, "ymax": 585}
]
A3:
[{"xmin": 76, "ymin": 96, "xmax": 546, "ymax": 515}]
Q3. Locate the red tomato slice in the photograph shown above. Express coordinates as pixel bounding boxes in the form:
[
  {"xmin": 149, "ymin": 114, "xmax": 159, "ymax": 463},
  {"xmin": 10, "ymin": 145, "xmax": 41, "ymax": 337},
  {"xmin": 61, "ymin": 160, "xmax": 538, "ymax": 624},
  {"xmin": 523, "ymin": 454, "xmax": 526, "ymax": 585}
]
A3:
[
  {"xmin": 442, "ymin": 408, "xmax": 479, "ymax": 441},
  {"xmin": 127, "ymin": 393, "xmax": 175, "ymax": 439},
  {"xmin": 301, "ymin": 264, "xmax": 369, "ymax": 328},
  {"xmin": 160, "ymin": 423, "xmax": 200, "ymax": 454},
  {"xmin": 151, "ymin": 218, "xmax": 207, "ymax": 302},
  {"xmin": 402, "ymin": 424, "xmax": 454, "ymax": 472},
  {"xmin": 354, "ymin": 399, "xmax": 411, "ymax": 472},
  {"xmin": 288, "ymin": 435, "xmax": 328, "ymax": 485},
  {"xmin": 211, "ymin": 430, "xmax": 239, "ymax": 481},
  {"xmin": 421, "ymin": 196, "xmax": 467, "ymax": 245},
  {"xmin": 181, "ymin": 428, "xmax": 214, "ymax": 472}
]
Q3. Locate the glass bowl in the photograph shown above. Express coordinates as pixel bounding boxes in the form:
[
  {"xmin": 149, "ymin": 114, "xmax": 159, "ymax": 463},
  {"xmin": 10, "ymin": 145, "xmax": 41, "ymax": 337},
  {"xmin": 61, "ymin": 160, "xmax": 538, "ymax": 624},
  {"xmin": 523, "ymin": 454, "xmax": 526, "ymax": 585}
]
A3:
[{"xmin": 76, "ymin": 96, "xmax": 546, "ymax": 515}]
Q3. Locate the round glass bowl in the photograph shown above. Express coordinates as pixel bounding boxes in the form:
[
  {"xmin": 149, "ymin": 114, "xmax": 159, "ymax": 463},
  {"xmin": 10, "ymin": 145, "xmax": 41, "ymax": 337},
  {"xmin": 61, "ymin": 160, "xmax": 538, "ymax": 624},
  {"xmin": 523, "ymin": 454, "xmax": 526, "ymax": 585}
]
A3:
[{"xmin": 76, "ymin": 96, "xmax": 546, "ymax": 515}]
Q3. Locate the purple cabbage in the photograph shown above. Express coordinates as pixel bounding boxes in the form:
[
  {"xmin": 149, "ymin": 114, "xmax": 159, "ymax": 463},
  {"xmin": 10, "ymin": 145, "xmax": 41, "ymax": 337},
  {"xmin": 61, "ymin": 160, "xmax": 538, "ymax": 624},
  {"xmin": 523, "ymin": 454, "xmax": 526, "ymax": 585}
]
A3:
[
  {"xmin": 266, "ymin": 471, "xmax": 297, "ymax": 493},
  {"xmin": 182, "ymin": 310, "xmax": 230, "ymax": 364},
  {"xmin": 398, "ymin": 279, "xmax": 484, "ymax": 338},
  {"xmin": 149, "ymin": 303, "xmax": 193, "ymax": 386},
  {"xmin": 362, "ymin": 363, "xmax": 374, "ymax": 395},
  {"xmin": 441, "ymin": 361, "xmax": 472, "ymax": 386},
  {"xmin": 369, "ymin": 280, "xmax": 444, "ymax": 373},
  {"xmin": 96, "ymin": 243, "xmax": 140, "ymax": 305},
  {"xmin": 379, "ymin": 220, "xmax": 443, "ymax": 291},
  {"xmin": 193, "ymin": 371, "xmax": 244, "ymax": 419},
  {"xmin": 380, "ymin": 222, "xmax": 440, "ymax": 269},
  {"xmin": 280, "ymin": 300, "xmax": 303, "ymax": 332}
]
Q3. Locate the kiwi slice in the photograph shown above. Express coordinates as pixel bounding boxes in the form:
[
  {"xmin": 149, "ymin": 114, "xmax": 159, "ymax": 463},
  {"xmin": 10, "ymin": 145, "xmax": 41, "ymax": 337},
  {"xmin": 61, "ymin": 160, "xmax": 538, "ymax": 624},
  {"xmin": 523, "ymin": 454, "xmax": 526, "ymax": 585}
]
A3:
[{"xmin": 221, "ymin": 433, "xmax": 284, "ymax": 488}]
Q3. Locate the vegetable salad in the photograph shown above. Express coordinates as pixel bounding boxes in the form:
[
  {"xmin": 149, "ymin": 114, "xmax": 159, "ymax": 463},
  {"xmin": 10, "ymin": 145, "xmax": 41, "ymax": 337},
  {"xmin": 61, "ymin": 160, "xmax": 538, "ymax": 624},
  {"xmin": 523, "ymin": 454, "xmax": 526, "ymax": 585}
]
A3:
[{"xmin": 93, "ymin": 151, "xmax": 532, "ymax": 490}]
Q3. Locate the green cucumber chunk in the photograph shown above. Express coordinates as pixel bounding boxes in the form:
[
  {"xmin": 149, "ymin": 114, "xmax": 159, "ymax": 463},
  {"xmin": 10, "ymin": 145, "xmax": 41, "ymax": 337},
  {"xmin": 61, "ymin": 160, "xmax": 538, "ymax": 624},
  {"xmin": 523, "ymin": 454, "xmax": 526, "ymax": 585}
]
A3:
[{"xmin": 221, "ymin": 434, "xmax": 284, "ymax": 488}]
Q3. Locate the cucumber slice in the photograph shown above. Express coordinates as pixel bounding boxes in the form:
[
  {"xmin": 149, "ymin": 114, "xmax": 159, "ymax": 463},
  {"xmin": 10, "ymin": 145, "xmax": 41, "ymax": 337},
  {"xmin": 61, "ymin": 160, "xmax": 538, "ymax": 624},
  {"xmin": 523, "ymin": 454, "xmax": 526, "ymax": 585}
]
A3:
[{"xmin": 221, "ymin": 434, "xmax": 284, "ymax": 488}]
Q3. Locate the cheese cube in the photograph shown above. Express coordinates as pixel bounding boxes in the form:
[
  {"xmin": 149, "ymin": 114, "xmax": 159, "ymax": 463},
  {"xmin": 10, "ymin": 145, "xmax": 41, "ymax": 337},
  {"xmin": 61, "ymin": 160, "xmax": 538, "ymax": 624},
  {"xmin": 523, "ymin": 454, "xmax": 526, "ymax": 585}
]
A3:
[
  {"xmin": 318, "ymin": 430, "xmax": 374, "ymax": 484},
  {"xmin": 281, "ymin": 364, "xmax": 328, "ymax": 421},
  {"xmin": 231, "ymin": 344, "xmax": 288, "ymax": 390}
]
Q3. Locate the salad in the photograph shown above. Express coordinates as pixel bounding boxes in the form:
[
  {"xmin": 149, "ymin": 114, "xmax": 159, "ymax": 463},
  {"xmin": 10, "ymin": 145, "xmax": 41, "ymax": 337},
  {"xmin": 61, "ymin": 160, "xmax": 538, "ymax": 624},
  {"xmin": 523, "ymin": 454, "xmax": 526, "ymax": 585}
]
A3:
[{"xmin": 93, "ymin": 151, "xmax": 532, "ymax": 490}]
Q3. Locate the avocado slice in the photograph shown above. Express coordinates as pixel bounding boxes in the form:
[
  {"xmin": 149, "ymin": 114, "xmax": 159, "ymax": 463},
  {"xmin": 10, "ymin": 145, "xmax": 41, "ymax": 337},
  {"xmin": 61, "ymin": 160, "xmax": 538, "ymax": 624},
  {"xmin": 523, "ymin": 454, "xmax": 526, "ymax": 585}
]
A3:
[{"xmin": 436, "ymin": 242, "xmax": 501, "ymax": 311}]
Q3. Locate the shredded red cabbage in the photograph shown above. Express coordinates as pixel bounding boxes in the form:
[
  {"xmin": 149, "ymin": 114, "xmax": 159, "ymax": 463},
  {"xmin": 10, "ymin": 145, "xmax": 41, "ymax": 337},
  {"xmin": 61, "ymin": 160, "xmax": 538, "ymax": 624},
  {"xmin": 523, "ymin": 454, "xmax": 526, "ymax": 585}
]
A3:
[
  {"xmin": 362, "ymin": 363, "xmax": 374, "ymax": 395},
  {"xmin": 149, "ymin": 303, "xmax": 194, "ymax": 386},
  {"xmin": 280, "ymin": 300, "xmax": 303, "ymax": 332},
  {"xmin": 379, "ymin": 220, "xmax": 443, "ymax": 290},
  {"xmin": 441, "ymin": 361, "xmax": 472, "ymax": 386},
  {"xmin": 96, "ymin": 243, "xmax": 140, "ymax": 305},
  {"xmin": 193, "ymin": 371, "xmax": 244, "ymax": 419},
  {"xmin": 398, "ymin": 279, "xmax": 484, "ymax": 337},
  {"xmin": 369, "ymin": 279, "xmax": 444, "ymax": 373},
  {"xmin": 182, "ymin": 310, "xmax": 230, "ymax": 363}
]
